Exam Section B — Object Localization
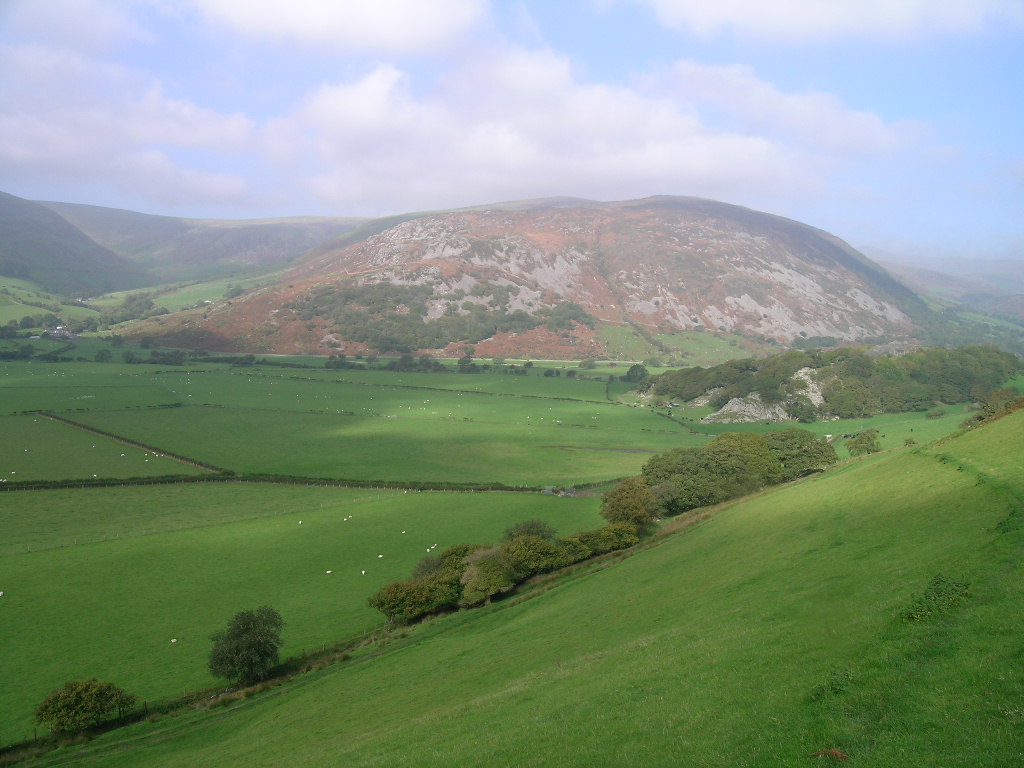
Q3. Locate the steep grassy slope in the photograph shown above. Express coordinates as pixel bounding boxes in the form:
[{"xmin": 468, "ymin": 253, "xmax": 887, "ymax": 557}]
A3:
[
  {"xmin": 40, "ymin": 201, "xmax": 365, "ymax": 283},
  {"xmin": 0, "ymin": 193, "xmax": 151, "ymax": 296},
  {"xmin": 30, "ymin": 410, "xmax": 1023, "ymax": 767}
]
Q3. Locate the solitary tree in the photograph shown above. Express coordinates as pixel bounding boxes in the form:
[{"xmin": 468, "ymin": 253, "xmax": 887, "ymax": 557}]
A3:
[
  {"xmin": 35, "ymin": 678, "xmax": 136, "ymax": 734},
  {"xmin": 845, "ymin": 429, "xmax": 882, "ymax": 457},
  {"xmin": 209, "ymin": 606, "xmax": 284, "ymax": 685}
]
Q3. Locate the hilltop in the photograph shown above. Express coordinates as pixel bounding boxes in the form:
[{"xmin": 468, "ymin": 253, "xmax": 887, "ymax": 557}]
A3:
[{"xmin": 128, "ymin": 196, "xmax": 930, "ymax": 358}]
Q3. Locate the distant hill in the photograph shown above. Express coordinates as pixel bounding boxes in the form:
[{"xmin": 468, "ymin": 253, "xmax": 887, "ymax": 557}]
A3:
[
  {"xmin": 879, "ymin": 259, "xmax": 1024, "ymax": 321},
  {"xmin": 5, "ymin": 191, "xmax": 1020, "ymax": 356},
  {"xmin": 129, "ymin": 196, "xmax": 937, "ymax": 357},
  {"xmin": 0, "ymin": 192, "xmax": 151, "ymax": 296},
  {"xmin": 40, "ymin": 201, "xmax": 367, "ymax": 283}
]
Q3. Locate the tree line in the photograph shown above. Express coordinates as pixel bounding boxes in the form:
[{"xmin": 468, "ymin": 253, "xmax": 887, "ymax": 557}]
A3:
[{"xmin": 646, "ymin": 345, "xmax": 1019, "ymax": 420}]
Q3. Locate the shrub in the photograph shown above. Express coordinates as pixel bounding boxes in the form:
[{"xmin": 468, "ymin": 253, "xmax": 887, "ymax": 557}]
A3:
[{"xmin": 500, "ymin": 535, "xmax": 572, "ymax": 580}]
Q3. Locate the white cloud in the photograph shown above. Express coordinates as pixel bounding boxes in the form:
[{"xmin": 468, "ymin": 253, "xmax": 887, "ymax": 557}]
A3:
[
  {"xmin": 268, "ymin": 47, "xmax": 827, "ymax": 215},
  {"xmin": 633, "ymin": 0, "xmax": 1024, "ymax": 41},
  {"xmin": 188, "ymin": 0, "xmax": 487, "ymax": 54},
  {"xmin": 0, "ymin": 41, "xmax": 253, "ymax": 207},
  {"xmin": 666, "ymin": 61, "xmax": 912, "ymax": 155}
]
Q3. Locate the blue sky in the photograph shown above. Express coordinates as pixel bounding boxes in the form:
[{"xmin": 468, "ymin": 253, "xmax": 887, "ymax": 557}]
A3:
[{"xmin": 1, "ymin": 0, "xmax": 1021, "ymax": 264}]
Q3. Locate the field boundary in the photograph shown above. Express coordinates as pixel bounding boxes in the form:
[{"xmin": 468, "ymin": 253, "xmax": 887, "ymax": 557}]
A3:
[{"xmin": 36, "ymin": 411, "xmax": 225, "ymax": 473}]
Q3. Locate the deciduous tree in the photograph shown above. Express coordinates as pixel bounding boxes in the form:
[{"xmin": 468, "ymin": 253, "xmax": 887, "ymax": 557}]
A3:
[
  {"xmin": 208, "ymin": 606, "xmax": 284, "ymax": 685},
  {"xmin": 35, "ymin": 679, "xmax": 136, "ymax": 734}
]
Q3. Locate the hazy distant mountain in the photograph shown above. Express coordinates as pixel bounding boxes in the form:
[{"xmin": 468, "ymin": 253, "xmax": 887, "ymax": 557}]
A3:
[
  {"xmin": 40, "ymin": 200, "xmax": 367, "ymax": 282},
  {"xmin": 131, "ymin": 196, "xmax": 933, "ymax": 357},
  {"xmin": 0, "ymin": 191, "xmax": 151, "ymax": 296},
  {"xmin": 879, "ymin": 259, "xmax": 1024, "ymax": 321}
]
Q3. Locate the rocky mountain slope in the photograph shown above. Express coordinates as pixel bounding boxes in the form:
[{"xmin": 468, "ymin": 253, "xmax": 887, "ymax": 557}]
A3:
[{"xmin": 133, "ymin": 196, "xmax": 928, "ymax": 357}]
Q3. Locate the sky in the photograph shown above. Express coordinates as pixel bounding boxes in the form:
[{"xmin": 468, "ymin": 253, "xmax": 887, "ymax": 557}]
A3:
[{"xmin": 1, "ymin": 0, "xmax": 1022, "ymax": 264}]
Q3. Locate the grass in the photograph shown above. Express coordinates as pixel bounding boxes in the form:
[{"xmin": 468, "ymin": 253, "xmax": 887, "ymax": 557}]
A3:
[
  {"xmin": 0, "ymin": 484, "xmax": 604, "ymax": 743},
  {"xmin": 0, "ymin": 414, "xmax": 207, "ymax": 484},
  {"xmin": 24, "ymin": 409, "xmax": 1021, "ymax": 767}
]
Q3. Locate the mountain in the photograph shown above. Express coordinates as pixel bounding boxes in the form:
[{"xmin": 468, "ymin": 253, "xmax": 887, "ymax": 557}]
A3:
[
  {"xmin": 40, "ymin": 200, "xmax": 367, "ymax": 283},
  {"xmin": 0, "ymin": 191, "xmax": 151, "ymax": 296},
  {"xmin": 879, "ymin": 259, "xmax": 1024, "ymax": 321},
  {"xmin": 130, "ymin": 196, "xmax": 930, "ymax": 357}
]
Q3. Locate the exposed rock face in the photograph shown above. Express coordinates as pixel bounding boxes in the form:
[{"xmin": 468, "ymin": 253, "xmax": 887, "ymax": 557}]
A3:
[
  {"xmin": 130, "ymin": 196, "xmax": 925, "ymax": 357},
  {"xmin": 700, "ymin": 393, "xmax": 791, "ymax": 424},
  {"xmin": 792, "ymin": 367, "xmax": 826, "ymax": 407}
]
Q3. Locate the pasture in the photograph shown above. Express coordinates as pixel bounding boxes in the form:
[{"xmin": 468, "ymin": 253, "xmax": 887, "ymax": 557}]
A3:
[
  {"xmin": 25, "ymin": 407, "xmax": 1023, "ymax": 767},
  {"xmin": 1, "ymin": 354, "xmax": 1018, "ymax": 761},
  {"xmin": 0, "ymin": 483, "xmax": 603, "ymax": 742},
  {"xmin": 27, "ymin": 366, "xmax": 699, "ymax": 486},
  {"xmin": 0, "ymin": 414, "xmax": 206, "ymax": 483}
]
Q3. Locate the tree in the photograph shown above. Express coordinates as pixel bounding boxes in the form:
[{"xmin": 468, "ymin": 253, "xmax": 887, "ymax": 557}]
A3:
[
  {"xmin": 208, "ymin": 606, "xmax": 283, "ymax": 685},
  {"xmin": 845, "ymin": 429, "xmax": 881, "ymax": 457},
  {"xmin": 94, "ymin": 349, "xmax": 112, "ymax": 363},
  {"xmin": 601, "ymin": 476, "xmax": 656, "ymax": 530},
  {"xmin": 764, "ymin": 428, "xmax": 838, "ymax": 480},
  {"xmin": 623, "ymin": 364, "xmax": 649, "ymax": 383},
  {"xmin": 35, "ymin": 679, "xmax": 136, "ymax": 733},
  {"xmin": 367, "ymin": 580, "xmax": 431, "ymax": 624},
  {"xmin": 709, "ymin": 432, "xmax": 782, "ymax": 486}
]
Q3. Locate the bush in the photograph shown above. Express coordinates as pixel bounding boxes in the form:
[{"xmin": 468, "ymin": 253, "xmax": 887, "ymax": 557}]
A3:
[
  {"xmin": 500, "ymin": 535, "xmax": 572, "ymax": 580},
  {"xmin": 35, "ymin": 679, "xmax": 136, "ymax": 734}
]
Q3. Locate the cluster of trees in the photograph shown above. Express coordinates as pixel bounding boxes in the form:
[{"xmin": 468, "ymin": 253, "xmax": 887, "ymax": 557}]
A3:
[
  {"xmin": 368, "ymin": 517, "xmax": 641, "ymax": 624},
  {"xmin": 647, "ymin": 346, "xmax": 1019, "ymax": 420},
  {"xmin": 639, "ymin": 429, "xmax": 838, "ymax": 516},
  {"xmin": 370, "ymin": 427, "xmax": 840, "ymax": 625},
  {"xmin": 286, "ymin": 282, "xmax": 595, "ymax": 354}
]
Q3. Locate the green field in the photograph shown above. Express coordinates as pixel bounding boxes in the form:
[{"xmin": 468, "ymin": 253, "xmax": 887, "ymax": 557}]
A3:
[
  {"xmin": 1, "ymin": 365, "xmax": 698, "ymax": 486},
  {"xmin": 16, "ymin": 406, "xmax": 1021, "ymax": 767},
  {"xmin": 0, "ymin": 484, "xmax": 603, "ymax": 743},
  {"xmin": 1, "ymin": 355, "xmax": 1020, "ymax": 765}
]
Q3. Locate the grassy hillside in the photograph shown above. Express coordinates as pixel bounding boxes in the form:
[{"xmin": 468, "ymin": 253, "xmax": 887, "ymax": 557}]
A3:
[
  {"xmin": 0, "ymin": 193, "xmax": 151, "ymax": 296},
  {"xmin": 19, "ymin": 408, "xmax": 1021, "ymax": 767},
  {"xmin": 0, "ymin": 485, "xmax": 604, "ymax": 744}
]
